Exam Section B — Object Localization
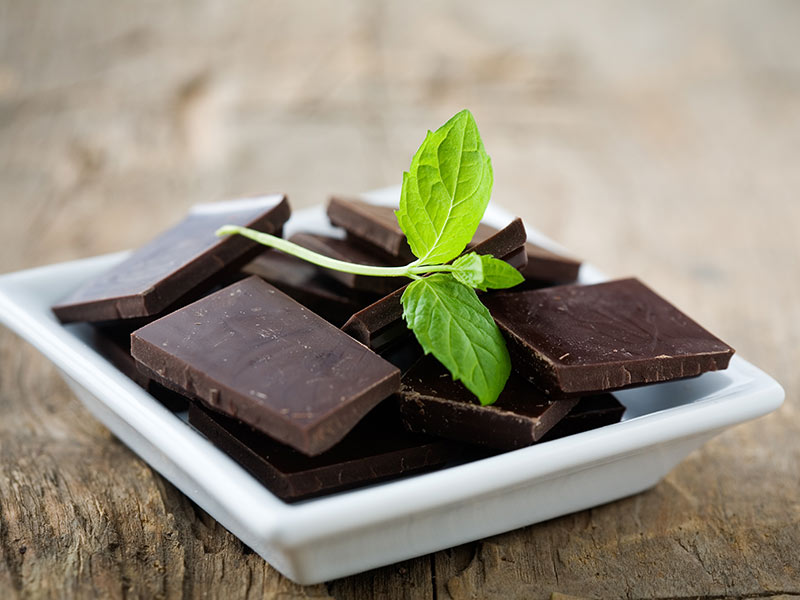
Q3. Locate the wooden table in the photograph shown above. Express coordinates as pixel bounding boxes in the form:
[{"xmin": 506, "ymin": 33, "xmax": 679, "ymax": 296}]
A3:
[{"xmin": 1, "ymin": 2, "xmax": 798, "ymax": 598}]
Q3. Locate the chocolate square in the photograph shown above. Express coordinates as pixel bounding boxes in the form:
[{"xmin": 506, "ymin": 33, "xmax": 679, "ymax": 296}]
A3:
[
  {"xmin": 53, "ymin": 195, "xmax": 290, "ymax": 323},
  {"xmin": 131, "ymin": 276, "xmax": 400, "ymax": 456},
  {"xmin": 484, "ymin": 278, "xmax": 735, "ymax": 396}
]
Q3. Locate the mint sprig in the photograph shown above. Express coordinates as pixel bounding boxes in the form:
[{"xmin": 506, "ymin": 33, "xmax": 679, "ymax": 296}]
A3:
[
  {"xmin": 217, "ymin": 109, "xmax": 520, "ymax": 405},
  {"xmin": 401, "ymin": 274, "xmax": 511, "ymax": 405},
  {"xmin": 396, "ymin": 110, "xmax": 493, "ymax": 267}
]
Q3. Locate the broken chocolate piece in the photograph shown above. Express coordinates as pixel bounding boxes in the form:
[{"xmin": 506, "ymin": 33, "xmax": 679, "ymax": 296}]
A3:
[
  {"xmin": 131, "ymin": 276, "xmax": 400, "ymax": 456},
  {"xmin": 189, "ymin": 401, "xmax": 465, "ymax": 502},
  {"xmin": 242, "ymin": 249, "xmax": 380, "ymax": 326},
  {"xmin": 288, "ymin": 233, "xmax": 407, "ymax": 295},
  {"xmin": 398, "ymin": 357, "xmax": 578, "ymax": 450},
  {"xmin": 328, "ymin": 197, "xmax": 415, "ymax": 261},
  {"xmin": 342, "ymin": 218, "xmax": 529, "ymax": 351},
  {"xmin": 484, "ymin": 278, "xmax": 735, "ymax": 397},
  {"xmin": 539, "ymin": 395, "xmax": 626, "ymax": 441},
  {"xmin": 52, "ymin": 195, "xmax": 290, "ymax": 323}
]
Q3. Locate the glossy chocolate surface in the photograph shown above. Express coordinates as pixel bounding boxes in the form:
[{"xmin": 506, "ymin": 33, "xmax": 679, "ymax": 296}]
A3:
[
  {"xmin": 131, "ymin": 276, "xmax": 400, "ymax": 456},
  {"xmin": 53, "ymin": 195, "xmax": 290, "ymax": 323},
  {"xmin": 484, "ymin": 278, "xmax": 735, "ymax": 396}
]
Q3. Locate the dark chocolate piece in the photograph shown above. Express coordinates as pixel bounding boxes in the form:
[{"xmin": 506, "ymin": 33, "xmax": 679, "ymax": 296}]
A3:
[
  {"xmin": 341, "ymin": 286, "xmax": 408, "ymax": 352},
  {"xmin": 520, "ymin": 242, "xmax": 581, "ymax": 284},
  {"xmin": 539, "ymin": 395, "xmax": 626, "ymax": 441},
  {"xmin": 379, "ymin": 337, "xmax": 424, "ymax": 374},
  {"xmin": 472, "ymin": 223, "xmax": 579, "ymax": 283},
  {"xmin": 89, "ymin": 267, "xmax": 250, "ymax": 333},
  {"xmin": 499, "ymin": 245, "xmax": 529, "ymax": 272},
  {"xmin": 342, "ymin": 218, "xmax": 529, "ymax": 351},
  {"xmin": 91, "ymin": 326, "xmax": 189, "ymax": 411},
  {"xmin": 328, "ymin": 197, "xmax": 415, "ymax": 261},
  {"xmin": 242, "ymin": 249, "xmax": 379, "ymax": 326},
  {"xmin": 469, "ymin": 222, "xmax": 515, "ymax": 250},
  {"xmin": 484, "ymin": 278, "xmax": 735, "ymax": 397},
  {"xmin": 131, "ymin": 276, "xmax": 400, "ymax": 456},
  {"xmin": 288, "ymin": 233, "xmax": 407, "ymax": 295},
  {"xmin": 398, "ymin": 357, "xmax": 578, "ymax": 450},
  {"xmin": 53, "ymin": 195, "xmax": 290, "ymax": 323},
  {"xmin": 328, "ymin": 198, "xmax": 578, "ymax": 282},
  {"xmin": 189, "ymin": 401, "xmax": 465, "ymax": 502}
]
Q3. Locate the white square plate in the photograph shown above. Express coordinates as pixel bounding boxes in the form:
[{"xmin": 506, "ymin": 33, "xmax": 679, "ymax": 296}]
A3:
[{"xmin": 0, "ymin": 188, "xmax": 784, "ymax": 584}]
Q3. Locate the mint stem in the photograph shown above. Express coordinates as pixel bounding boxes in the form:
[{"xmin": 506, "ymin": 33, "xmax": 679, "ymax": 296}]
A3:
[
  {"xmin": 409, "ymin": 264, "xmax": 455, "ymax": 275},
  {"xmin": 217, "ymin": 225, "xmax": 439, "ymax": 279}
]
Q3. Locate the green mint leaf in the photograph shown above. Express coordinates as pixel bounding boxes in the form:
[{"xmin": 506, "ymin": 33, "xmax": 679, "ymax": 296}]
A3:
[
  {"xmin": 450, "ymin": 252, "xmax": 485, "ymax": 289},
  {"xmin": 396, "ymin": 110, "xmax": 493, "ymax": 266},
  {"xmin": 401, "ymin": 273, "xmax": 511, "ymax": 405},
  {"xmin": 477, "ymin": 254, "xmax": 525, "ymax": 291},
  {"xmin": 451, "ymin": 252, "xmax": 524, "ymax": 292}
]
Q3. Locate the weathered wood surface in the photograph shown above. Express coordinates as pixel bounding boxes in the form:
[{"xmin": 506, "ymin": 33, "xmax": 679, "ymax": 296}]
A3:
[{"xmin": 1, "ymin": 1, "xmax": 799, "ymax": 598}]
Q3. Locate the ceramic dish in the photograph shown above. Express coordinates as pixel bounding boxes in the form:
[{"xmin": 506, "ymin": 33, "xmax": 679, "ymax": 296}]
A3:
[{"xmin": 0, "ymin": 188, "xmax": 784, "ymax": 584}]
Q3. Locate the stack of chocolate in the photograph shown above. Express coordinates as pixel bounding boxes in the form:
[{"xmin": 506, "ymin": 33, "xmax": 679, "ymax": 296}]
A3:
[{"xmin": 52, "ymin": 195, "xmax": 735, "ymax": 502}]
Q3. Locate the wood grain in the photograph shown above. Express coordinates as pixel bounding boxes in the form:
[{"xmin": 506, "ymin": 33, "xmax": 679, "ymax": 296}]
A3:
[{"xmin": 1, "ymin": 1, "xmax": 799, "ymax": 598}]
